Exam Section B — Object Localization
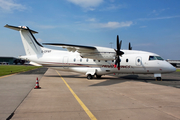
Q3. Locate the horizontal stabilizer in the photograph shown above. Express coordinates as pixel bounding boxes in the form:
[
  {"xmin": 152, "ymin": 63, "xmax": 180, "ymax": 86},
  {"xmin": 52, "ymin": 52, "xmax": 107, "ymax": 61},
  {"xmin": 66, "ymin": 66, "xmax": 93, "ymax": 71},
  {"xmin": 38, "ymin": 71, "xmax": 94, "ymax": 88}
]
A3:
[
  {"xmin": 29, "ymin": 61, "xmax": 42, "ymax": 66},
  {"xmin": 4, "ymin": 24, "xmax": 38, "ymax": 34}
]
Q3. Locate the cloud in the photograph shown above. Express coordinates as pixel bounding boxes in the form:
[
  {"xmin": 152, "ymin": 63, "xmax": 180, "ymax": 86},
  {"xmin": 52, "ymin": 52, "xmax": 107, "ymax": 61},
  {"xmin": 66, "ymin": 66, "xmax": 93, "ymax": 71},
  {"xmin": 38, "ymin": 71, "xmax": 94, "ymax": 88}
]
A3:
[
  {"xmin": 37, "ymin": 25, "xmax": 57, "ymax": 29},
  {"xmin": 37, "ymin": 38, "xmax": 43, "ymax": 43},
  {"xmin": 86, "ymin": 18, "xmax": 96, "ymax": 22},
  {"xmin": 67, "ymin": 0, "xmax": 103, "ymax": 10},
  {"xmin": 148, "ymin": 9, "xmax": 166, "ymax": 16},
  {"xmin": 138, "ymin": 15, "xmax": 180, "ymax": 21},
  {"xmin": 101, "ymin": 4, "xmax": 127, "ymax": 11},
  {"xmin": 0, "ymin": 0, "xmax": 26, "ymax": 12},
  {"xmin": 96, "ymin": 21, "xmax": 133, "ymax": 29}
]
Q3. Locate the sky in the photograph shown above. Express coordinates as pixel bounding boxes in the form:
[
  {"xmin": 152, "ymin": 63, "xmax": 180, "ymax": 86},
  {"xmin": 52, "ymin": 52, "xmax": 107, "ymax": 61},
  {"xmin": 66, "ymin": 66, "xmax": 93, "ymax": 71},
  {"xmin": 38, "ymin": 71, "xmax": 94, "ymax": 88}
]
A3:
[{"xmin": 0, "ymin": 0, "xmax": 180, "ymax": 60}]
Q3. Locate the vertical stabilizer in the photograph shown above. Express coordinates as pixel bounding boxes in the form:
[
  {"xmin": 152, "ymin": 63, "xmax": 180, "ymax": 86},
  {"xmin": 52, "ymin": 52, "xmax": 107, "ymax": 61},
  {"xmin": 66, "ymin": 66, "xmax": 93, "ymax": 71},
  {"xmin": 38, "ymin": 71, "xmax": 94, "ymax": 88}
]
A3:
[{"xmin": 4, "ymin": 24, "xmax": 43, "ymax": 56}]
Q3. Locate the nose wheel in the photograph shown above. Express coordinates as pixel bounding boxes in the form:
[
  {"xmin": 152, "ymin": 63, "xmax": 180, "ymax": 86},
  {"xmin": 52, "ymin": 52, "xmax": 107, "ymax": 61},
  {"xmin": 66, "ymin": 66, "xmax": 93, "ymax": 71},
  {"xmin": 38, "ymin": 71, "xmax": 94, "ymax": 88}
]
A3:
[{"xmin": 156, "ymin": 77, "xmax": 162, "ymax": 81}]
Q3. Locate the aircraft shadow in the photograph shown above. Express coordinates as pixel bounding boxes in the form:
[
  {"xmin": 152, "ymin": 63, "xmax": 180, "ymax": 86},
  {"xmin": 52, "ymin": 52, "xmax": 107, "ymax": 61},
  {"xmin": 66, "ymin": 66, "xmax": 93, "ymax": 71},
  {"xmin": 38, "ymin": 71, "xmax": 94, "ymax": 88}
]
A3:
[
  {"xmin": 44, "ymin": 74, "xmax": 84, "ymax": 78},
  {"xmin": 44, "ymin": 72, "xmax": 180, "ymax": 88},
  {"xmin": 20, "ymin": 68, "xmax": 48, "ymax": 74},
  {"xmin": 90, "ymin": 74, "xmax": 180, "ymax": 88}
]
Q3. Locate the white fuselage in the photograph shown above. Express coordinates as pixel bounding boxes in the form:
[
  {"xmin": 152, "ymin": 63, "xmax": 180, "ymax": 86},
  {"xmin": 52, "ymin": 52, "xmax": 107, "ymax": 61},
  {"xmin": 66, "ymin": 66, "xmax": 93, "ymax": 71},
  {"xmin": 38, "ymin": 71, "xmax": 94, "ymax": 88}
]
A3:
[
  {"xmin": 20, "ymin": 48, "xmax": 176, "ymax": 76},
  {"xmin": 5, "ymin": 24, "xmax": 176, "ymax": 79}
]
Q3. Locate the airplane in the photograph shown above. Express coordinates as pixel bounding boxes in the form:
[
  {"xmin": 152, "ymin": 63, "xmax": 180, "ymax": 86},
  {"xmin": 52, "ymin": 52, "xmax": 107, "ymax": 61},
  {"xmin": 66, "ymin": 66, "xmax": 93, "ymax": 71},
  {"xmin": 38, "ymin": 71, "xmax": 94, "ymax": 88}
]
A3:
[{"xmin": 4, "ymin": 24, "xmax": 176, "ymax": 80}]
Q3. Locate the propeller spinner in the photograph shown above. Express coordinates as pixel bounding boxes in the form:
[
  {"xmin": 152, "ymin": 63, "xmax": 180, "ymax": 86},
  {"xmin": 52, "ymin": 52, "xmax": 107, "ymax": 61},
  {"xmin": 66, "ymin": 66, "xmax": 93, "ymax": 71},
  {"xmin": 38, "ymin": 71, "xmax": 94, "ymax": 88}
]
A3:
[{"xmin": 114, "ymin": 35, "xmax": 124, "ymax": 70}]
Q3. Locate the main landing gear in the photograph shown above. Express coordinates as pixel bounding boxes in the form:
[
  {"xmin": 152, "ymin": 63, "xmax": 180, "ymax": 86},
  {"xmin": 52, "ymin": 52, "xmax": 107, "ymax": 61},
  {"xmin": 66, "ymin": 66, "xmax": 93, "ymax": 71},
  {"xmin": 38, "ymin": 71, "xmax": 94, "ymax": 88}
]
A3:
[
  {"xmin": 87, "ymin": 74, "xmax": 94, "ymax": 79},
  {"xmin": 87, "ymin": 74, "xmax": 102, "ymax": 80}
]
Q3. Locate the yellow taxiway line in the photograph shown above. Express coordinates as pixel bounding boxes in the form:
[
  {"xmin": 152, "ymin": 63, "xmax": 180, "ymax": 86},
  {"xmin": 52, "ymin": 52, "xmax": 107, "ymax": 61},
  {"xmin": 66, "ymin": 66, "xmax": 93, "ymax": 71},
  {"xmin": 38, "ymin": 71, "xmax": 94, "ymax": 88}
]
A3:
[
  {"xmin": 0, "ymin": 73, "xmax": 17, "ymax": 79},
  {"xmin": 56, "ymin": 70, "xmax": 97, "ymax": 120}
]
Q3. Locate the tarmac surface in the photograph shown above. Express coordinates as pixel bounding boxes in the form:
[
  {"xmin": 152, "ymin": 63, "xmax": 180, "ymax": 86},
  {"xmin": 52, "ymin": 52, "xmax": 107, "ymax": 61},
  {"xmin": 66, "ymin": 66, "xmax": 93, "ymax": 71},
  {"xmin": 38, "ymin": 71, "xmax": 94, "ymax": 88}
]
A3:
[
  {"xmin": 0, "ymin": 68, "xmax": 48, "ymax": 120},
  {"xmin": 0, "ymin": 68, "xmax": 180, "ymax": 120}
]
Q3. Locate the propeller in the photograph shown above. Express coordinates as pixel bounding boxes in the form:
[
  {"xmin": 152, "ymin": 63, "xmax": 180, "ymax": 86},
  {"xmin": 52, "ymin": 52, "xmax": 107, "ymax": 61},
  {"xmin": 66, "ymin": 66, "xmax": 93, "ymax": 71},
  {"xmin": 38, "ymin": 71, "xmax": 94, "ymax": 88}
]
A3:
[
  {"xmin": 114, "ymin": 35, "xmax": 124, "ymax": 70},
  {"xmin": 129, "ymin": 42, "xmax": 132, "ymax": 50}
]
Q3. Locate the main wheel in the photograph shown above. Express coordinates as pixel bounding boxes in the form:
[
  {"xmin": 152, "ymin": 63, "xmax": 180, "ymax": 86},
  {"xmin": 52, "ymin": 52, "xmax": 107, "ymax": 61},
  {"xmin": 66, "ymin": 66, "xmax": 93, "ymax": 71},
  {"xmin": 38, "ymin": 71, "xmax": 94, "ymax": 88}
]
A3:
[
  {"xmin": 96, "ymin": 75, "xmax": 102, "ymax": 79},
  {"xmin": 87, "ymin": 74, "xmax": 93, "ymax": 80}
]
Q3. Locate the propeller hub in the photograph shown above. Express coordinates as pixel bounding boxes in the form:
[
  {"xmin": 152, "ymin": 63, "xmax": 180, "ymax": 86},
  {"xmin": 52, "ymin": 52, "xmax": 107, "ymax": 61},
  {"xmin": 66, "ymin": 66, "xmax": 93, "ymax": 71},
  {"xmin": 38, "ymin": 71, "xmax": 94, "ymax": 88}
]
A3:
[
  {"xmin": 114, "ymin": 35, "xmax": 124, "ymax": 70},
  {"xmin": 116, "ymin": 51, "xmax": 124, "ymax": 56}
]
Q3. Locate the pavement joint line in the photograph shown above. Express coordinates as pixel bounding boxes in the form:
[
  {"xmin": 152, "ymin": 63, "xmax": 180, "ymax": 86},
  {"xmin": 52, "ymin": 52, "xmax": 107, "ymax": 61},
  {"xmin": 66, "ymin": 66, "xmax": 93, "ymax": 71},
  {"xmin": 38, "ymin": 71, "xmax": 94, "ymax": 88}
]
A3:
[{"xmin": 56, "ymin": 70, "xmax": 97, "ymax": 120}]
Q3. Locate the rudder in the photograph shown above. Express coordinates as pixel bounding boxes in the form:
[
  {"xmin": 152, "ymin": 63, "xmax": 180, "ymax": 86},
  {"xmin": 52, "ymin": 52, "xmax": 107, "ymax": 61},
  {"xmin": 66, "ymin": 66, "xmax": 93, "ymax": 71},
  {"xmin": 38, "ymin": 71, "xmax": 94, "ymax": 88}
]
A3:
[{"xmin": 4, "ymin": 24, "xmax": 43, "ymax": 56}]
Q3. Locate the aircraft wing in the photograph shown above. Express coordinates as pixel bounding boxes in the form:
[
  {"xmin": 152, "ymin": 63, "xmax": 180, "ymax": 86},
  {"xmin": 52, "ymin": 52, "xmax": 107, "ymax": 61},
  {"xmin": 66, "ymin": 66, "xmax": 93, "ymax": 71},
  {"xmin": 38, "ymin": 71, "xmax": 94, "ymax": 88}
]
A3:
[
  {"xmin": 43, "ymin": 43, "xmax": 116, "ymax": 60},
  {"xmin": 42, "ymin": 43, "xmax": 96, "ymax": 52}
]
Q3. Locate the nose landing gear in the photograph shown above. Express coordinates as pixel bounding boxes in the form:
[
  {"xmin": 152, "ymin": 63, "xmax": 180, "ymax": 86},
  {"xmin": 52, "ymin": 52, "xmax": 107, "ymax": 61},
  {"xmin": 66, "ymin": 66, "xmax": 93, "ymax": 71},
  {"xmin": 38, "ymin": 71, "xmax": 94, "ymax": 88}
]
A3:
[
  {"xmin": 156, "ymin": 77, "xmax": 162, "ymax": 81},
  {"xmin": 154, "ymin": 73, "xmax": 162, "ymax": 81}
]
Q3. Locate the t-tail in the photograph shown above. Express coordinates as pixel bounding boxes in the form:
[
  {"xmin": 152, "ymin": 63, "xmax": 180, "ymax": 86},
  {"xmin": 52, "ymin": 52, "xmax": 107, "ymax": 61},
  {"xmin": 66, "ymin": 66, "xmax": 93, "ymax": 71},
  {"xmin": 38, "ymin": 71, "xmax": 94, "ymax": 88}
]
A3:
[{"xmin": 4, "ymin": 24, "xmax": 43, "ymax": 56}]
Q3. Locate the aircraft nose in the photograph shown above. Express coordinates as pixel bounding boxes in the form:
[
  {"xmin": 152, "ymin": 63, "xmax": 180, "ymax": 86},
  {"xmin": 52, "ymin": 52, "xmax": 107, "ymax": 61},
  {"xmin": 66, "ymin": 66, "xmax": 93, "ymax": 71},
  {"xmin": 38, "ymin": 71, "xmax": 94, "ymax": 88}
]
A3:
[
  {"xmin": 166, "ymin": 63, "xmax": 176, "ymax": 73},
  {"xmin": 170, "ymin": 65, "xmax": 176, "ymax": 72},
  {"xmin": 161, "ymin": 61, "xmax": 176, "ymax": 73}
]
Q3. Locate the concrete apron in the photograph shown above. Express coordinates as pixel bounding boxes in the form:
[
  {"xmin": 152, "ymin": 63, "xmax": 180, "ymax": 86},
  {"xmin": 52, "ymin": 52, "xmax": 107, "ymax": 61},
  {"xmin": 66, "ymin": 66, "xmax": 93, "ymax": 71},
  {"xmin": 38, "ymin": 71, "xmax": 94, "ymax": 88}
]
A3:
[{"xmin": 11, "ymin": 69, "xmax": 180, "ymax": 120}]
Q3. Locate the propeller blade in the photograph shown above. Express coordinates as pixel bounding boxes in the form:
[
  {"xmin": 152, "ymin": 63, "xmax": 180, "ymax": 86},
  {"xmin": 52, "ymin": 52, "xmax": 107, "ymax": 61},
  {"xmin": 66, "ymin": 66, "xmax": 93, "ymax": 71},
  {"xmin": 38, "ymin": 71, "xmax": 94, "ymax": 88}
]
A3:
[
  {"xmin": 114, "ymin": 35, "xmax": 124, "ymax": 70},
  {"xmin": 119, "ymin": 40, "xmax": 122, "ymax": 50},
  {"xmin": 115, "ymin": 57, "xmax": 118, "ymax": 65},
  {"xmin": 117, "ymin": 35, "xmax": 120, "ymax": 51},
  {"xmin": 129, "ymin": 42, "xmax": 132, "ymax": 50},
  {"xmin": 117, "ymin": 56, "xmax": 120, "ymax": 70}
]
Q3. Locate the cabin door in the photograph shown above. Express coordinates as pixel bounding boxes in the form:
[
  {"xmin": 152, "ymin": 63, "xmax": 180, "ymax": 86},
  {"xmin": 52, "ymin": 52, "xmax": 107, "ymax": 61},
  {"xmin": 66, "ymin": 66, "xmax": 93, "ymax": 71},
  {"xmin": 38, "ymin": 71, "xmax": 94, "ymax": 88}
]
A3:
[
  {"xmin": 63, "ymin": 56, "xmax": 69, "ymax": 69},
  {"xmin": 135, "ymin": 56, "xmax": 142, "ymax": 66}
]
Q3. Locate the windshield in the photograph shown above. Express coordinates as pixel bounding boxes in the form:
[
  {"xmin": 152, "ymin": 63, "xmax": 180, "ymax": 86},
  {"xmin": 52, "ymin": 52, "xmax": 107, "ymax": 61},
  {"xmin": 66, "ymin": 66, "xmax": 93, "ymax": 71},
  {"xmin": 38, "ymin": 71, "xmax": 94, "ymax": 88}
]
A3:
[{"xmin": 149, "ymin": 56, "xmax": 164, "ymax": 61}]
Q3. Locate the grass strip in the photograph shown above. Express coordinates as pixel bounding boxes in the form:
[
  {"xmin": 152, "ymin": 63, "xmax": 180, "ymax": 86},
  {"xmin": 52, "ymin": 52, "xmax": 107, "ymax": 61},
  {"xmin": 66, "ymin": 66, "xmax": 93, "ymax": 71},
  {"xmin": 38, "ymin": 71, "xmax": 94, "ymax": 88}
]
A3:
[
  {"xmin": 0, "ymin": 65, "xmax": 42, "ymax": 76},
  {"xmin": 176, "ymin": 69, "xmax": 180, "ymax": 72}
]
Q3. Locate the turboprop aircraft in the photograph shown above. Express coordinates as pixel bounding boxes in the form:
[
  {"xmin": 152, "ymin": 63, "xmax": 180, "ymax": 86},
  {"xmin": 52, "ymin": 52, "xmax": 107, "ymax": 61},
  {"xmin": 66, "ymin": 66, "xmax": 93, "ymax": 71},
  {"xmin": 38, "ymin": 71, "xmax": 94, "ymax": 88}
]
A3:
[{"xmin": 4, "ymin": 24, "xmax": 176, "ymax": 80}]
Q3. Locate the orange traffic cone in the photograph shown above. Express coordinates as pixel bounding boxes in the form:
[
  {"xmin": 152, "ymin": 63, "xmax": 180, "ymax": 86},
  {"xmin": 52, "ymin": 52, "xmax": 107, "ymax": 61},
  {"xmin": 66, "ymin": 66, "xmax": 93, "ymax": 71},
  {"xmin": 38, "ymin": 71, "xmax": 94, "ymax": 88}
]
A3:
[{"xmin": 34, "ymin": 77, "xmax": 41, "ymax": 89}]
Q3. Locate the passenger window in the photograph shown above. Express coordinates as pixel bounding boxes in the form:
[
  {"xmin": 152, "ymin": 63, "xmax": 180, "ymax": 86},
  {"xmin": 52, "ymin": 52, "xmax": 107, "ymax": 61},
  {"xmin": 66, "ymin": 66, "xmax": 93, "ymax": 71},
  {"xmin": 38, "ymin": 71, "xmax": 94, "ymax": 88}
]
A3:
[
  {"xmin": 74, "ymin": 58, "xmax": 76, "ymax": 62},
  {"xmin": 93, "ymin": 59, "xmax": 96, "ymax": 62},
  {"xmin": 126, "ymin": 59, "xmax": 128, "ymax": 62},
  {"xmin": 137, "ymin": 59, "xmax": 140, "ymax": 62},
  {"xmin": 80, "ymin": 59, "xmax": 82, "ymax": 62},
  {"xmin": 105, "ymin": 60, "xmax": 107, "ymax": 62},
  {"xmin": 86, "ymin": 59, "xmax": 88, "ymax": 62},
  {"xmin": 98, "ymin": 60, "xmax": 100, "ymax": 62}
]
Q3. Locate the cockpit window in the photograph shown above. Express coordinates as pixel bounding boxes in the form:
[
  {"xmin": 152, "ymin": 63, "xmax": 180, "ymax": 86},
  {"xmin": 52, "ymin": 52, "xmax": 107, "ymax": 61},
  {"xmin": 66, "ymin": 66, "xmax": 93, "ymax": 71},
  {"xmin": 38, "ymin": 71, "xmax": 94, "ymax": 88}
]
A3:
[
  {"xmin": 156, "ymin": 56, "xmax": 164, "ymax": 60},
  {"xmin": 149, "ymin": 56, "xmax": 164, "ymax": 61},
  {"xmin": 149, "ymin": 56, "xmax": 156, "ymax": 60}
]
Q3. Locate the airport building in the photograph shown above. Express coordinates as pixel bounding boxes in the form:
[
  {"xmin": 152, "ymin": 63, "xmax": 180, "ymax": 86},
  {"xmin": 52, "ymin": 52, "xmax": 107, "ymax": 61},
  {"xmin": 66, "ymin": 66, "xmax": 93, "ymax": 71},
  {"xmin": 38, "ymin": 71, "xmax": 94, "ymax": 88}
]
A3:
[
  {"xmin": 0, "ymin": 57, "xmax": 26, "ymax": 65},
  {"xmin": 0, "ymin": 57, "xmax": 16, "ymax": 65},
  {"xmin": 167, "ymin": 60, "xmax": 180, "ymax": 67}
]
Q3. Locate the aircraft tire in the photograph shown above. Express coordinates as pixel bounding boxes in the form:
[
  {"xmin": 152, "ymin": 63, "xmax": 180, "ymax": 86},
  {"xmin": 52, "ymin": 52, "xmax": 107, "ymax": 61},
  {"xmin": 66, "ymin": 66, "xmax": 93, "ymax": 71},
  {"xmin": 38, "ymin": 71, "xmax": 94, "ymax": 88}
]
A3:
[
  {"xmin": 87, "ymin": 74, "xmax": 93, "ymax": 80},
  {"xmin": 96, "ymin": 75, "xmax": 102, "ymax": 79},
  {"xmin": 156, "ymin": 77, "xmax": 162, "ymax": 81}
]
